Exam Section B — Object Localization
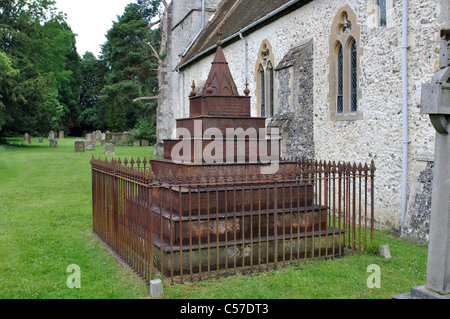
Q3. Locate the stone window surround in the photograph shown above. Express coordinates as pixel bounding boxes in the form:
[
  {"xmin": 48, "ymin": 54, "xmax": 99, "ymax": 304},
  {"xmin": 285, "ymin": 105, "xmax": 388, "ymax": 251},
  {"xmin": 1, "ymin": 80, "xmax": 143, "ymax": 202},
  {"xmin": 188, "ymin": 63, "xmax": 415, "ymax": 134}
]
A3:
[
  {"xmin": 254, "ymin": 39, "xmax": 278, "ymax": 118},
  {"xmin": 327, "ymin": 5, "xmax": 363, "ymax": 122},
  {"xmin": 367, "ymin": 0, "xmax": 394, "ymax": 29}
]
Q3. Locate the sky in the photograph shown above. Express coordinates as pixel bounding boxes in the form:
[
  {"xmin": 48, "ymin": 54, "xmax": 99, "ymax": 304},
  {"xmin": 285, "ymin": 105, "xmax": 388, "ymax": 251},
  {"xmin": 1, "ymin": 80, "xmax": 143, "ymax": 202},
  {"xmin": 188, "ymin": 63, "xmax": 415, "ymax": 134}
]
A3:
[{"xmin": 54, "ymin": 0, "xmax": 138, "ymax": 58}]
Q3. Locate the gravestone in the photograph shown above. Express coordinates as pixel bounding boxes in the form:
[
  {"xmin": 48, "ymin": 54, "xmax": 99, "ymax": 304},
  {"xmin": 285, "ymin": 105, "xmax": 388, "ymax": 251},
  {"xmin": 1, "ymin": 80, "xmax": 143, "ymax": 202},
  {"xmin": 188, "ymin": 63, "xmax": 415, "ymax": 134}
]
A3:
[
  {"xmin": 49, "ymin": 139, "xmax": 58, "ymax": 148},
  {"xmin": 104, "ymin": 143, "xmax": 115, "ymax": 156},
  {"xmin": 150, "ymin": 279, "xmax": 164, "ymax": 298},
  {"xmin": 379, "ymin": 245, "xmax": 392, "ymax": 259},
  {"xmin": 394, "ymin": 29, "xmax": 450, "ymax": 299},
  {"xmin": 124, "ymin": 132, "xmax": 132, "ymax": 141},
  {"xmin": 59, "ymin": 131, "xmax": 64, "ymax": 140},
  {"xmin": 24, "ymin": 133, "xmax": 31, "ymax": 145},
  {"xmin": 39, "ymin": 137, "xmax": 43, "ymax": 144},
  {"xmin": 133, "ymin": 140, "xmax": 140, "ymax": 147},
  {"xmin": 105, "ymin": 131, "xmax": 112, "ymax": 143},
  {"xmin": 95, "ymin": 130, "xmax": 102, "ymax": 142},
  {"xmin": 141, "ymin": 139, "xmax": 150, "ymax": 147},
  {"xmin": 48, "ymin": 131, "xmax": 55, "ymax": 140},
  {"xmin": 86, "ymin": 133, "xmax": 92, "ymax": 141},
  {"xmin": 86, "ymin": 141, "xmax": 96, "ymax": 151},
  {"xmin": 75, "ymin": 140, "xmax": 85, "ymax": 152}
]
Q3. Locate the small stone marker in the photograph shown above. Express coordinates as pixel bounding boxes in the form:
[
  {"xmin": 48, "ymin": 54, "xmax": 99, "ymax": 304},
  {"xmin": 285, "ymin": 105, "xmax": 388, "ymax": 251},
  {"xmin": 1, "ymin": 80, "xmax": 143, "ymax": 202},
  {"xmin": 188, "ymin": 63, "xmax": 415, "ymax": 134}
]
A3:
[
  {"xmin": 75, "ymin": 140, "xmax": 85, "ymax": 152},
  {"xmin": 150, "ymin": 279, "xmax": 163, "ymax": 298},
  {"xmin": 48, "ymin": 131, "xmax": 54, "ymax": 140},
  {"xmin": 105, "ymin": 131, "xmax": 112, "ymax": 143},
  {"xmin": 379, "ymin": 245, "xmax": 392, "ymax": 259},
  {"xmin": 133, "ymin": 140, "xmax": 140, "ymax": 147},
  {"xmin": 49, "ymin": 139, "xmax": 58, "ymax": 148},
  {"xmin": 59, "ymin": 131, "xmax": 64, "ymax": 139},
  {"xmin": 104, "ymin": 143, "xmax": 115, "ymax": 156},
  {"xmin": 86, "ymin": 133, "xmax": 92, "ymax": 141},
  {"xmin": 86, "ymin": 140, "xmax": 96, "ymax": 151},
  {"xmin": 39, "ymin": 137, "xmax": 43, "ymax": 143},
  {"xmin": 141, "ymin": 139, "xmax": 150, "ymax": 147},
  {"xmin": 24, "ymin": 133, "xmax": 31, "ymax": 145},
  {"xmin": 95, "ymin": 130, "xmax": 102, "ymax": 142}
]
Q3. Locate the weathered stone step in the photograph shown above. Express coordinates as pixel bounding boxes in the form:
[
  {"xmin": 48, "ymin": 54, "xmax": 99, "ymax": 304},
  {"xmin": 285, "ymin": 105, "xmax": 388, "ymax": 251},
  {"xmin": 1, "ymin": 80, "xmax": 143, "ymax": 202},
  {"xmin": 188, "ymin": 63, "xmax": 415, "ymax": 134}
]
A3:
[
  {"xmin": 163, "ymin": 137, "xmax": 281, "ymax": 163},
  {"xmin": 176, "ymin": 116, "xmax": 267, "ymax": 137},
  {"xmin": 151, "ymin": 182, "xmax": 314, "ymax": 216},
  {"xmin": 152, "ymin": 226, "xmax": 345, "ymax": 277},
  {"xmin": 150, "ymin": 204, "xmax": 327, "ymax": 246}
]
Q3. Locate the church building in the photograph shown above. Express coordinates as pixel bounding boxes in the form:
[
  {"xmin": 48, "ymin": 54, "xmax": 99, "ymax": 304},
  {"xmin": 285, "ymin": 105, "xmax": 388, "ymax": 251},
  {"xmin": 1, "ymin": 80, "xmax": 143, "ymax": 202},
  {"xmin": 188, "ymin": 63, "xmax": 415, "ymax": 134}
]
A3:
[{"xmin": 155, "ymin": 0, "xmax": 449, "ymax": 242}]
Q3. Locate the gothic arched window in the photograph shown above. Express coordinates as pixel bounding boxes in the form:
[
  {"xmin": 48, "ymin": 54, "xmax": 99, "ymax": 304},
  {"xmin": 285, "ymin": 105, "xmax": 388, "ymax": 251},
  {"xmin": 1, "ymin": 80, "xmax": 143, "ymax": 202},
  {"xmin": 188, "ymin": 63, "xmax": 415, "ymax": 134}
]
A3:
[{"xmin": 327, "ymin": 5, "xmax": 363, "ymax": 121}]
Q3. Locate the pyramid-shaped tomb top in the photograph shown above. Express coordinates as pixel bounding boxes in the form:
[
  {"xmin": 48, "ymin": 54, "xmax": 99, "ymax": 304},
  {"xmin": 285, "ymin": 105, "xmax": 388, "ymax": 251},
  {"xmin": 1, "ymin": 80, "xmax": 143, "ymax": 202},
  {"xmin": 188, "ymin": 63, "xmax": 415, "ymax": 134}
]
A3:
[{"xmin": 189, "ymin": 40, "xmax": 251, "ymax": 117}]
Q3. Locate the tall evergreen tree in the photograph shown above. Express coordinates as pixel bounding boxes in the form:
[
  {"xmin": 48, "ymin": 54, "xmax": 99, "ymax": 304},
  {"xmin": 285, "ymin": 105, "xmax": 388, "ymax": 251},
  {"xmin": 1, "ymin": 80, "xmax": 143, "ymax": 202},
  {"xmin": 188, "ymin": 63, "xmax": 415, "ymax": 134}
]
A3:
[
  {"xmin": 0, "ymin": 0, "xmax": 80, "ymax": 137},
  {"xmin": 75, "ymin": 52, "xmax": 107, "ymax": 132},
  {"xmin": 99, "ymin": 3, "xmax": 160, "ymax": 132}
]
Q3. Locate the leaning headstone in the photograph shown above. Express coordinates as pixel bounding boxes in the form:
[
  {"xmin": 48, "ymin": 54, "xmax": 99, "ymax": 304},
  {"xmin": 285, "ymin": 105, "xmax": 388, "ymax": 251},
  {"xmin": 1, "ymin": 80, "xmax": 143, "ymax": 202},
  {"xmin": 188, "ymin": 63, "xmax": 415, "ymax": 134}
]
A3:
[
  {"xmin": 59, "ymin": 131, "xmax": 64, "ymax": 140},
  {"xmin": 141, "ymin": 139, "xmax": 150, "ymax": 147},
  {"xmin": 39, "ymin": 137, "xmax": 43, "ymax": 144},
  {"xmin": 86, "ymin": 141, "xmax": 96, "ymax": 151},
  {"xmin": 104, "ymin": 143, "xmax": 115, "ymax": 156},
  {"xmin": 379, "ymin": 245, "xmax": 392, "ymax": 259},
  {"xmin": 150, "ymin": 279, "xmax": 163, "ymax": 298},
  {"xmin": 24, "ymin": 133, "xmax": 31, "ymax": 145},
  {"xmin": 90, "ymin": 133, "xmax": 96, "ymax": 142},
  {"xmin": 74, "ymin": 140, "xmax": 85, "ymax": 153},
  {"xmin": 48, "ymin": 131, "xmax": 55, "ymax": 140},
  {"xmin": 49, "ymin": 139, "xmax": 58, "ymax": 148},
  {"xmin": 133, "ymin": 140, "xmax": 140, "ymax": 147}
]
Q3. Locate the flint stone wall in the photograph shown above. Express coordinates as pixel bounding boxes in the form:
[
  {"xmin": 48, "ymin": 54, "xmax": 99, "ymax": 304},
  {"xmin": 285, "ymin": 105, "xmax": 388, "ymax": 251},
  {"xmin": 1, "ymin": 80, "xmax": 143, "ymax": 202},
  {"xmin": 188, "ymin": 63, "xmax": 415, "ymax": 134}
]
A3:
[{"xmin": 159, "ymin": 0, "xmax": 444, "ymax": 230}]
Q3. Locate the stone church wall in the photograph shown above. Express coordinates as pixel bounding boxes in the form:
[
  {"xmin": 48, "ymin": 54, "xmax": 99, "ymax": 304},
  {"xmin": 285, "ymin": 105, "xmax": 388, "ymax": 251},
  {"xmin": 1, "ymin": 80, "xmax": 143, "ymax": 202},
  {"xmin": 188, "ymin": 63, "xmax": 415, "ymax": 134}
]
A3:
[{"xmin": 160, "ymin": 0, "xmax": 445, "ymax": 231}]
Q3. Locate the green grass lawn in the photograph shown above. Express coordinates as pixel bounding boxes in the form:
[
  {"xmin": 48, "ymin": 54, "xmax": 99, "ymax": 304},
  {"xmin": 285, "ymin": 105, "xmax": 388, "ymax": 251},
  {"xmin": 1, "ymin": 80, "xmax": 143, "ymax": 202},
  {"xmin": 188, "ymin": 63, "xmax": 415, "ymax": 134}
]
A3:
[{"xmin": 0, "ymin": 136, "xmax": 428, "ymax": 299}]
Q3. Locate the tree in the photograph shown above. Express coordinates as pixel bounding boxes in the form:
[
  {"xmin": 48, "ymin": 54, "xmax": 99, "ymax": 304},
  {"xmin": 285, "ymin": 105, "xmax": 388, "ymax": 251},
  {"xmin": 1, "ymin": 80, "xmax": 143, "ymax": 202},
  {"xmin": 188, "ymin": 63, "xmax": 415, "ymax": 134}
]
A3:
[
  {"xmin": 0, "ymin": 51, "xmax": 18, "ymax": 133},
  {"xmin": 98, "ymin": 3, "xmax": 160, "ymax": 132},
  {"xmin": 133, "ymin": 0, "xmax": 168, "ymax": 107},
  {"xmin": 0, "ymin": 0, "xmax": 80, "ymax": 137},
  {"xmin": 75, "ymin": 52, "xmax": 107, "ymax": 132}
]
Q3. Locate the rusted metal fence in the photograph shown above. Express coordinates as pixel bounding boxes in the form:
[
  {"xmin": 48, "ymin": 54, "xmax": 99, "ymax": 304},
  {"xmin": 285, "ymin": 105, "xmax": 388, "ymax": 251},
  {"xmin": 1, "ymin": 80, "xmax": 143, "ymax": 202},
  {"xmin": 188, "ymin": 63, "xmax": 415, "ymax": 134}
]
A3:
[{"xmin": 91, "ymin": 157, "xmax": 375, "ymax": 283}]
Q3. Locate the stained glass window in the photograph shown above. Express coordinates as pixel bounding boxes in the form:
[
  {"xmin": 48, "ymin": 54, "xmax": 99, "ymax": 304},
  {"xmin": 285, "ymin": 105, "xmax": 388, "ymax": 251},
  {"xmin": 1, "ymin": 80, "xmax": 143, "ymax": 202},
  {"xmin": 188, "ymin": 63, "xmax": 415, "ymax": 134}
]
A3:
[
  {"xmin": 337, "ymin": 43, "xmax": 344, "ymax": 113},
  {"xmin": 378, "ymin": 0, "xmax": 387, "ymax": 27},
  {"xmin": 350, "ymin": 39, "xmax": 358, "ymax": 112},
  {"xmin": 269, "ymin": 64, "xmax": 274, "ymax": 118},
  {"xmin": 260, "ymin": 67, "xmax": 265, "ymax": 117}
]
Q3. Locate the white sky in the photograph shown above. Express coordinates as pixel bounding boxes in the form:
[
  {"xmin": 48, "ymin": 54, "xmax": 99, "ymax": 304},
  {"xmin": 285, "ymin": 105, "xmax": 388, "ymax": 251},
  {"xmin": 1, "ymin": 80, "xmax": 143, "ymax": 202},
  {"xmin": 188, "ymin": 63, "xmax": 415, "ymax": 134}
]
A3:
[{"xmin": 54, "ymin": 0, "xmax": 138, "ymax": 58}]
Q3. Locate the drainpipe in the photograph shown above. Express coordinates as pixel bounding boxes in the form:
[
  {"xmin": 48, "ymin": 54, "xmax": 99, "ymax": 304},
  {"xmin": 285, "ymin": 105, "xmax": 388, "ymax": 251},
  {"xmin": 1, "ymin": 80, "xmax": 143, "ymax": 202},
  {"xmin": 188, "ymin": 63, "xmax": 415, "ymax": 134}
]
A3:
[
  {"xmin": 182, "ymin": 0, "xmax": 205, "ymax": 57},
  {"xmin": 239, "ymin": 32, "xmax": 248, "ymax": 89},
  {"xmin": 401, "ymin": 0, "xmax": 409, "ymax": 232}
]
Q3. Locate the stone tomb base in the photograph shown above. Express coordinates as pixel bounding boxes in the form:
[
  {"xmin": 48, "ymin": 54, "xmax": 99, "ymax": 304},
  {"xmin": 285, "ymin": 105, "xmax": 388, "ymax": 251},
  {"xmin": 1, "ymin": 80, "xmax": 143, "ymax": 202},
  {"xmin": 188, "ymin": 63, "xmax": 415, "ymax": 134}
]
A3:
[{"xmin": 151, "ymin": 227, "xmax": 344, "ymax": 278}]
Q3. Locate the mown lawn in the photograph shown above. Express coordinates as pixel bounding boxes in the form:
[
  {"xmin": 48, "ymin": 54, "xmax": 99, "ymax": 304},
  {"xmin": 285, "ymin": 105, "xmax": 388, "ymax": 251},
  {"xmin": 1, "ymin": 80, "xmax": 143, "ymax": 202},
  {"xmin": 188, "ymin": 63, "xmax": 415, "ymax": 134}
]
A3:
[{"xmin": 0, "ymin": 136, "xmax": 427, "ymax": 299}]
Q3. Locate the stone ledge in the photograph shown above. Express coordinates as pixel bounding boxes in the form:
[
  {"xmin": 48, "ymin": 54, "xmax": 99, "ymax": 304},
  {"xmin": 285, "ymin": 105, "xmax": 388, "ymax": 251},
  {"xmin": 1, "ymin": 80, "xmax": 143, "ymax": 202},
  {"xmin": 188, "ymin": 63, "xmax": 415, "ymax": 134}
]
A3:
[{"xmin": 393, "ymin": 286, "xmax": 450, "ymax": 299}]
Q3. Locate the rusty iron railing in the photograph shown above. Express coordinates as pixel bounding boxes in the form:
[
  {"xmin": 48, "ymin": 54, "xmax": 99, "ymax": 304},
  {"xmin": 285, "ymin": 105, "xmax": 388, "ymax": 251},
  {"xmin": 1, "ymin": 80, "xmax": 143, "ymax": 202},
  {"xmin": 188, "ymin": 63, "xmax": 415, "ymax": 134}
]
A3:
[{"xmin": 91, "ymin": 157, "xmax": 375, "ymax": 283}]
